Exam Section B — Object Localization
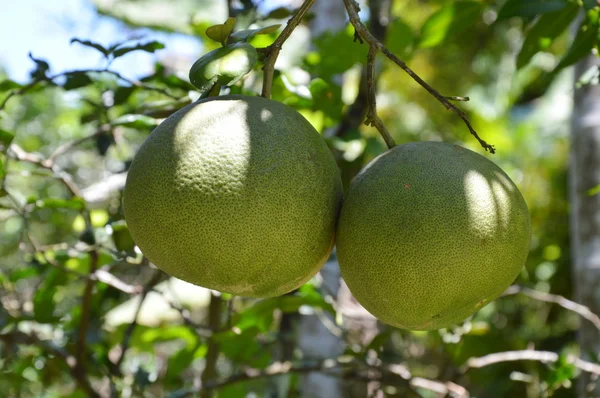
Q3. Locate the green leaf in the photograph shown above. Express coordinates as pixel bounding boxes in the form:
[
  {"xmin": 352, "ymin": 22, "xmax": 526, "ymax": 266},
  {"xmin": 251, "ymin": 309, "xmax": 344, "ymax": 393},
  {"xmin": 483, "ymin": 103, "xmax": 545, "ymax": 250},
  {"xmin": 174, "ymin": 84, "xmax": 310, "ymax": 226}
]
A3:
[
  {"xmin": 34, "ymin": 197, "xmax": 86, "ymax": 210},
  {"xmin": 33, "ymin": 268, "xmax": 67, "ymax": 323},
  {"xmin": 112, "ymin": 41, "xmax": 165, "ymax": 58},
  {"xmin": 137, "ymin": 326, "xmax": 197, "ymax": 349},
  {"xmin": 0, "ymin": 129, "xmax": 15, "ymax": 152},
  {"xmin": 9, "ymin": 266, "xmax": 41, "ymax": 282},
  {"xmin": 189, "ymin": 43, "xmax": 257, "ymax": 90},
  {"xmin": 545, "ymin": 353, "xmax": 576, "ymax": 389},
  {"xmin": 311, "ymin": 25, "xmax": 368, "ymax": 78},
  {"xmin": 587, "ymin": 184, "xmax": 600, "ymax": 196},
  {"xmin": 158, "ymin": 75, "xmax": 195, "ymax": 91},
  {"xmin": 583, "ymin": 0, "xmax": 598, "ymax": 10},
  {"xmin": 111, "ymin": 114, "xmax": 161, "ymax": 129},
  {"xmin": 217, "ymin": 384, "xmax": 248, "ymax": 398},
  {"xmin": 497, "ymin": 0, "xmax": 569, "ymax": 19},
  {"xmin": 553, "ymin": 9, "xmax": 600, "ymax": 72},
  {"xmin": 419, "ymin": 1, "xmax": 483, "ymax": 48},
  {"xmin": 386, "ymin": 17, "xmax": 414, "ymax": 58},
  {"xmin": 233, "ymin": 286, "xmax": 334, "ymax": 332},
  {"xmin": 95, "ymin": 132, "xmax": 114, "ymax": 156},
  {"xmin": 110, "ymin": 220, "xmax": 136, "ymax": 252},
  {"xmin": 0, "ymin": 79, "xmax": 22, "ymax": 92},
  {"xmin": 265, "ymin": 7, "xmax": 291, "ymax": 19},
  {"xmin": 215, "ymin": 327, "xmax": 271, "ymax": 367},
  {"xmin": 62, "ymin": 72, "xmax": 93, "ymax": 90},
  {"xmin": 112, "ymin": 86, "xmax": 136, "ymax": 105},
  {"xmin": 206, "ymin": 17, "xmax": 236, "ymax": 45},
  {"xmin": 365, "ymin": 330, "xmax": 392, "ymax": 354},
  {"xmin": 228, "ymin": 24, "xmax": 281, "ymax": 43},
  {"xmin": 166, "ymin": 344, "xmax": 205, "ymax": 380},
  {"xmin": 70, "ymin": 38, "xmax": 110, "ymax": 57},
  {"xmin": 134, "ymin": 367, "xmax": 152, "ymax": 389},
  {"xmin": 28, "ymin": 53, "xmax": 50, "ymax": 80},
  {"xmin": 516, "ymin": 3, "xmax": 579, "ymax": 69}
]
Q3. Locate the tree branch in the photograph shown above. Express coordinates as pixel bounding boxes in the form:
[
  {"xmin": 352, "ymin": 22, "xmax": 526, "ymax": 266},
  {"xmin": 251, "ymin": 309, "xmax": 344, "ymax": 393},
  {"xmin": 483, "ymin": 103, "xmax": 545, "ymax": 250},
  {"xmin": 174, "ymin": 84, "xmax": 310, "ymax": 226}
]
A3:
[
  {"xmin": 465, "ymin": 350, "xmax": 600, "ymax": 375},
  {"xmin": 261, "ymin": 0, "xmax": 315, "ymax": 98},
  {"xmin": 503, "ymin": 285, "xmax": 600, "ymax": 332},
  {"xmin": 341, "ymin": 0, "xmax": 495, "ymax": 153}
]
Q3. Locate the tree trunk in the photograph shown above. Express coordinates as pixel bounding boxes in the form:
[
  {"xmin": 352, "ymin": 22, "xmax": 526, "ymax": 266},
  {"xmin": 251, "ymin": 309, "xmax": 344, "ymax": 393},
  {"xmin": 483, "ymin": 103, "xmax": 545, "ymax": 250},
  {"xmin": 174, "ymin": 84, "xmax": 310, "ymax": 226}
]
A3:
[{"xmin": 570, "ymin": 53, "xmax": 600, "ymax": 396}]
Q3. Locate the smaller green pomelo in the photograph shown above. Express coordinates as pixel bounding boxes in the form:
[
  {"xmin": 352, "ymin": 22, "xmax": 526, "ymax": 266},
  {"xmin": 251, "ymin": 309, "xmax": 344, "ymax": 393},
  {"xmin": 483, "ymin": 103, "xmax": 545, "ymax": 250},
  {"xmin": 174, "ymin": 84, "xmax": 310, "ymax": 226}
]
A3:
[
  {"xmin": 336, "ymin": 142, "xmax": 531, "ymax": 330},
  {"xmin": 123, "ymin": 95, "xmax": 343, "ymax": 298}
]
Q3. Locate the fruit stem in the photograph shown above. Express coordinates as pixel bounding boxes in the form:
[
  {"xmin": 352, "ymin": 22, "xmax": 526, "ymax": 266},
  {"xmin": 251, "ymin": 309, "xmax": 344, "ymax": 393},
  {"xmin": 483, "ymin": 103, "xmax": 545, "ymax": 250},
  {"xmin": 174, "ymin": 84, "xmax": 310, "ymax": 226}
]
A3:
[
  {"xmin": 200, "ymin": 82, "xmax": 222, "ymax": 99},
  {"xmin": 260, "ymin": 0, "xmax": 315, "ymax": 99}
]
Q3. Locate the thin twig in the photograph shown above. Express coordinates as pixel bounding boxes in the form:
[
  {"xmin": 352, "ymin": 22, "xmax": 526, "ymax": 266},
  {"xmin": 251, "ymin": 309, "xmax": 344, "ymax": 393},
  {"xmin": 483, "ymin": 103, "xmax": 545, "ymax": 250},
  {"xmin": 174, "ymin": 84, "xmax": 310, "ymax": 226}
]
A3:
[
  {"xmin": 465, "ymin": 350, "xmax": 600, "ymax": 375},
  {"xmin": 187, "ymin": 359, "xmax": 469, "ymax": 397},
  {"xmin": 342, "ymin": 0, "xmax": 495, "ymax": 153},
  {"xmin": 261, "ymin": 0, "xmax": 315, "ymax": 98},
  {"xmin": 503, "ymin": 285, "xmax": 600, "ymax": 332},
  {"xmin": 365, "ymin": 44, "xmax": 395, "ymax": 149}
]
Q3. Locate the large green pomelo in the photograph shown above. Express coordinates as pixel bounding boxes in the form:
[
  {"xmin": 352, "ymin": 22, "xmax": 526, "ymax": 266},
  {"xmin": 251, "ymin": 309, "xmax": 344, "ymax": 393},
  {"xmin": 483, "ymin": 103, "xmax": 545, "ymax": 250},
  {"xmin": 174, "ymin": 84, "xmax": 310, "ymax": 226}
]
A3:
[
  {"xmin": 123, "ymin": 95, "xmax": 343, "ymax": 298},
  {"xmin": 336, "ymin": 142, "xmax": 531, "ymax": 330}
]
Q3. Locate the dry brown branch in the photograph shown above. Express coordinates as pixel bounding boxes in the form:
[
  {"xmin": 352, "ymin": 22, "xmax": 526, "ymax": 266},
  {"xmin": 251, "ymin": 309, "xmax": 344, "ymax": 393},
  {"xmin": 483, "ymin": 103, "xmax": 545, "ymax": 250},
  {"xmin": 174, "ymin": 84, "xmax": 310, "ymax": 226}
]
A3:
[
  {"xmin": 261, "ymin": 0, "xmax": 315, "ymax": 98},
  {"xmin": 341, "ymin": 0, "xmax": 495, "ymax": 153},
  {"xmin": 365, "ymin": 44, "xmax": 395, "ymax": 148},
  {"xmin": 465, "ymin": 350, "xmax": 600, "ymax": 375},
  {"xmin": 503, "ymin": 285, "xmax": 600, "ymax": 332}
]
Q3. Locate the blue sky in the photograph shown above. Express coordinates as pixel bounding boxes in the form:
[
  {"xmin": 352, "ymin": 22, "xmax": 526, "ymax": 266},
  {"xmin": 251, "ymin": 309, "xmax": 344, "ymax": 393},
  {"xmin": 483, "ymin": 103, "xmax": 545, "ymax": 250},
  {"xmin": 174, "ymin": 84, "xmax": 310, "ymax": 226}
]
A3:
[{"xmin": 0, "ymin": 0, "xmax": 203, "ymax": 82}]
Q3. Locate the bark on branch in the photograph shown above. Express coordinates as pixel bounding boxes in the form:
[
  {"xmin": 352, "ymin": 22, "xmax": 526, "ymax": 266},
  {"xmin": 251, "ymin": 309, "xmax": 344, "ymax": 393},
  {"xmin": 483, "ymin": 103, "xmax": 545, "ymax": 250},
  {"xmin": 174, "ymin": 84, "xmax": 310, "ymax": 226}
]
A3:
[{"xmin": 341, "ymin": 0, "xmax": 495, "ymax": 153}]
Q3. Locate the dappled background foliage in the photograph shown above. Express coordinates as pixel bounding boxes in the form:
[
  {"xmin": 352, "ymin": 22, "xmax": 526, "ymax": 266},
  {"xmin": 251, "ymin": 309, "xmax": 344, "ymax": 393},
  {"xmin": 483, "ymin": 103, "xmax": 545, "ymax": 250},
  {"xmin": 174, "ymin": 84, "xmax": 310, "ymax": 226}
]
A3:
[{"xmin": 0, "ymin": 0, "xmax": 598, "ymax": 397}]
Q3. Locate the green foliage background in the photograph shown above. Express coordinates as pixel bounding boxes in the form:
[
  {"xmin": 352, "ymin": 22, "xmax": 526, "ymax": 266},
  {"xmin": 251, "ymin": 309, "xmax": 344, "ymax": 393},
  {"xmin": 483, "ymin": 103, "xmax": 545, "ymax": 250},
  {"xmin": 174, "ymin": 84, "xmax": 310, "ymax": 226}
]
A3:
[{"xmin": 1, "ymin": 0, "xmax": 598, "ymax": 396}]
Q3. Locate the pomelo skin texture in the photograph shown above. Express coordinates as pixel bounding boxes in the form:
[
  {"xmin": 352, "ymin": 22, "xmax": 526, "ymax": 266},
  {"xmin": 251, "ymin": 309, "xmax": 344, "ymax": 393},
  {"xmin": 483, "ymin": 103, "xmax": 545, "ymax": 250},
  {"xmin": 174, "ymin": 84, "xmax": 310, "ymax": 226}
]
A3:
[
  {"xmin": 336, "ymin": 142, "xmax": 531, "ymax": 330},
  {"xmin": 124, "ymin": 95, "xmax": 343, "ymax": 298}
]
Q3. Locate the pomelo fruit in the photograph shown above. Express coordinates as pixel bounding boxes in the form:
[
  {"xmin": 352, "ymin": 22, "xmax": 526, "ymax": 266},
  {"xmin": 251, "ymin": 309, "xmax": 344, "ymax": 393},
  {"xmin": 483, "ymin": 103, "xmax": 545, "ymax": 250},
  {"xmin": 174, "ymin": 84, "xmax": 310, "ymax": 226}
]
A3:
[
  {"xmin": 336, "ymin": 141, "xmax": 531, "ymax": 330},
  {"xmin": 123, "ymin": 95, "xmax": 343, "ymax": 298}
]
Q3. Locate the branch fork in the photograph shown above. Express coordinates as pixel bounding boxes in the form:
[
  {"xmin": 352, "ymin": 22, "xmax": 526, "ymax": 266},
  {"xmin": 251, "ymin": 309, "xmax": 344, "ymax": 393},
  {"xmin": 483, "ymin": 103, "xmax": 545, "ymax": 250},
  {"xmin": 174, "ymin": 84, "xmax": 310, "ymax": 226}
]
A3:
[{"xmin": 342, "ymin": 0, "xmax": 495, "ymax": 153}]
